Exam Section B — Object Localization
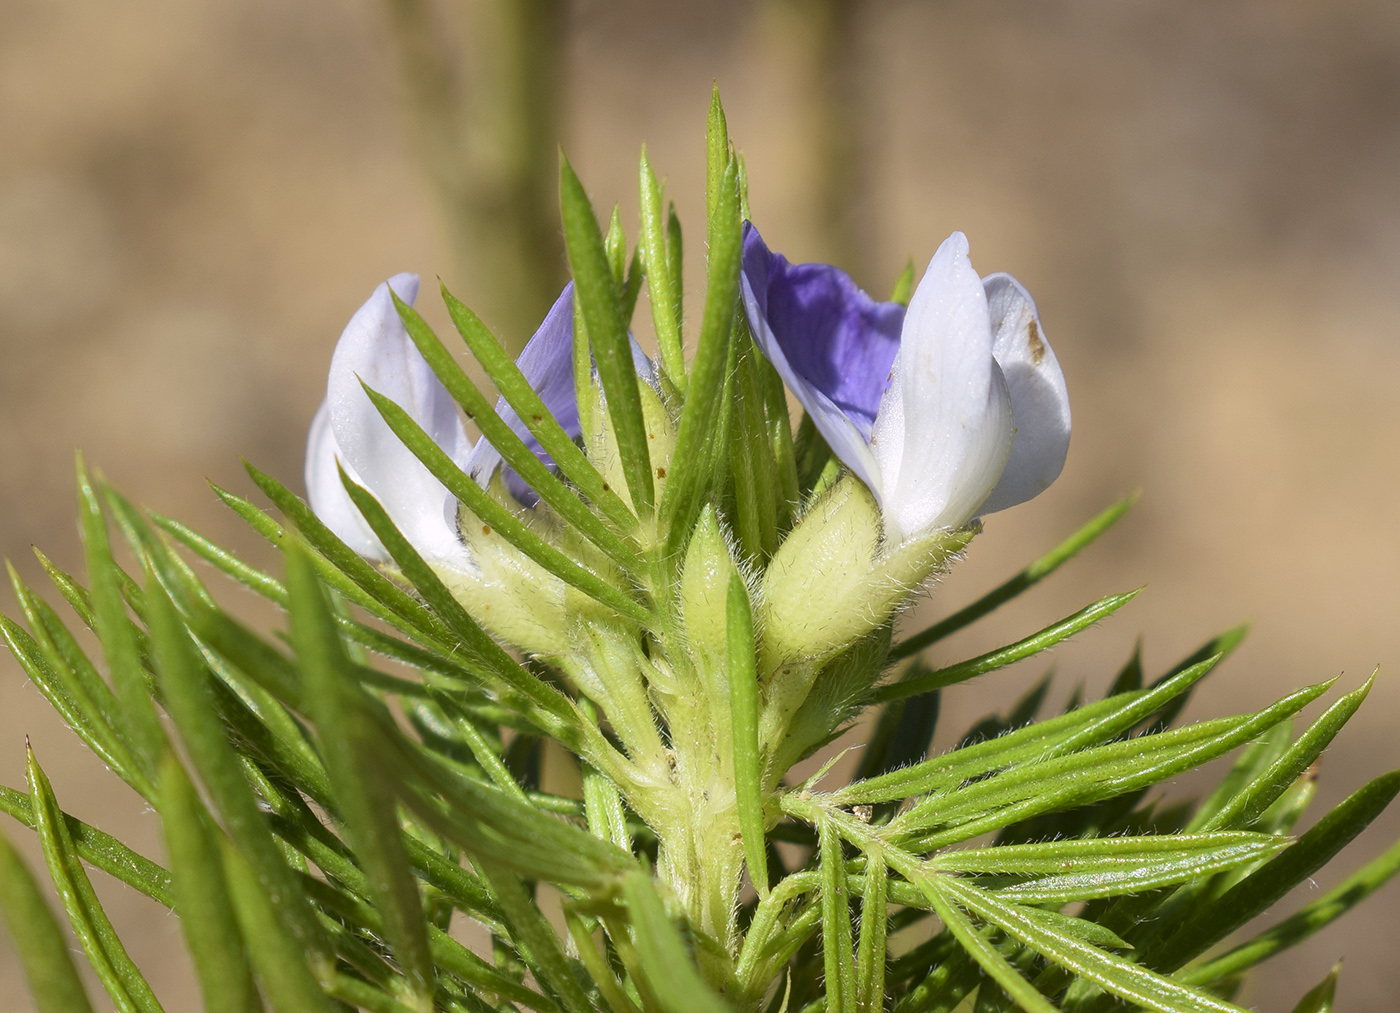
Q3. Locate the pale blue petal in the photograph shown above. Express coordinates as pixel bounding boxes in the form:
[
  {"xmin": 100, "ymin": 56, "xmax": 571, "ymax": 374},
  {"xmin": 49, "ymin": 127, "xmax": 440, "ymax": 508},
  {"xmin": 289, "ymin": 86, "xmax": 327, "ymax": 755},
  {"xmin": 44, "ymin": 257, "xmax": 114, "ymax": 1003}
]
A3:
[
  {"xmin": 321, "ymin": 273, "xmax": 473, "ymax": 572},
  {"xmin": 870, "ymin": 233, "xmax": 1014, "ymax": 541},
  {"xmin": 975, "ymin": 273, "xmax": 1071, "ymax": 515}
]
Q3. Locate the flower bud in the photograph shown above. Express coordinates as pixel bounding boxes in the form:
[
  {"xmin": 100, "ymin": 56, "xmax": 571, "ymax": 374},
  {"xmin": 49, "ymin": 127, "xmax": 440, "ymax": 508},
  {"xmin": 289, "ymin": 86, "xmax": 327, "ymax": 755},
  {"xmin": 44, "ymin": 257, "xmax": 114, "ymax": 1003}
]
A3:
[
  {"xmin": 585, "ymin": 375, "xmax": 678, "ymax": 519},
  {"xmin": 679, "ymin": 506, "xmax": 741, "ymax": 702},
  {"xmin": 435, "ymin": 477, "xmax": 620, "ymax": 657},
  {"xmin": 759, "ymin": 475, "xmax": 974, "ymax": 673}
]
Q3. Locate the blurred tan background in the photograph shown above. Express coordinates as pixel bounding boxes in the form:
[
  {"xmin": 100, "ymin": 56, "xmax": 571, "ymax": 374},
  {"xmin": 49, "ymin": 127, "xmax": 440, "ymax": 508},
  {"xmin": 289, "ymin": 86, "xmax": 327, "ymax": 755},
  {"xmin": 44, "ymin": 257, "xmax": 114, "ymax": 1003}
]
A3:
[{"xmin": 2, "ymin": 1, "xmax": 1399, "ymax": 1009}]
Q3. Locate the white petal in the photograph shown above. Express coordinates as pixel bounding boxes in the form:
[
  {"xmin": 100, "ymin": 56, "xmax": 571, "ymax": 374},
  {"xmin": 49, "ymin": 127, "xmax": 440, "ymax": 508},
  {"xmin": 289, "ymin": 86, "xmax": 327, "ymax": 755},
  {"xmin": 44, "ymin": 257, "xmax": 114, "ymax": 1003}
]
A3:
[
  {"xmin": 976, "ymin": 273, "xmax": 1071, "ymax": 515},
  {"xmin": 324, "ymin": 273, "xmax": 473, "ymax": 572},
  {"xmin": 304, "ymin": 399, "xmax": 385, "ymax": 559},
  {"xmin": 869, "ymin": 233, "xmax": 1014, "ymax": 541},
  {"xmin": 740, "ymin": 269, "xmax": 882, "ymax": 495}
]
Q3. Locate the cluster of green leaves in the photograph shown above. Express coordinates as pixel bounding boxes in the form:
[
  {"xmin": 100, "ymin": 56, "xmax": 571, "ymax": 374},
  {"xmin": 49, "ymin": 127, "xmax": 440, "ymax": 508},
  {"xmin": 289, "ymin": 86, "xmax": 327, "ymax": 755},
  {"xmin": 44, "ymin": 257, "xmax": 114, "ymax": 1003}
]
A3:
[{"xmin": 0, "ymin": 90, "xmax": 1397, "ymax": 1013}]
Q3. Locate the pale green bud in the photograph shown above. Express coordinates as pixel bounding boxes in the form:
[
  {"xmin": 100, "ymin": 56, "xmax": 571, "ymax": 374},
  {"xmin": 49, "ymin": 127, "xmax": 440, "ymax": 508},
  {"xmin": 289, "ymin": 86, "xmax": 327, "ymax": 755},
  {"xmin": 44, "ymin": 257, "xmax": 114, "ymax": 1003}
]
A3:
[
  {"xmin": 680, "ymin": 507, "xmax": 738, "ymax": 672},
  {"xmin": 585, "ymin": 374, "xmax": 679, "ymax": 517},
  {"xmin": 679, "ymin": 506, "xmax": 743, "ymax": 715},
  {"xmin": 434, "ymin": 476, "xmax": 619, "ymax": 657},
  {"xmin": 759, "ymin": 474, "xmax": 974, "ymax": 673}
]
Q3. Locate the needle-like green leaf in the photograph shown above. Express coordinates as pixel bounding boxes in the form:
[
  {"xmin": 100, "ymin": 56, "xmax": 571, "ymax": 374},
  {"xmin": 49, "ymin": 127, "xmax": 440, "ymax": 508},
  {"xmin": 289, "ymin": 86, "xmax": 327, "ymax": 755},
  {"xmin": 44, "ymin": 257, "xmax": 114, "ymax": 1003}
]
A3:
[
  {"xmin": 148, "ymin": 570, "xmax": 330, "ymax": 973},
  {"xmin": 640, "ymin": 150, "xmax": 686, "ymax": 387},
  {"xmin": 1180, "ymin": 836, "xmax": 1400, "ymax": 985},
  {"xmin": 362, "ymin": 383, "xmax": 652, "ymax": 625},
  {"xmin": 76, "ymin": 458, "xmax": 165, "ymax": 777},
  {"xmin": 911, "ymin": 875, "xmax": 1058, "ymax": 1013},
  {"xmin": 220, "ymin": 838, "xmax": 336, "ymax": 1012},
  {"xmin": 660, "ymin": 153, "xmax": 742, "ymax": 555},
  {"xmin": 560, "ymin": 154, "xmax": 654, "ymax": 515},
  {"xmin": 0, "ymin": 784, "xmax": 172, "ymax": 905},
  {"xmin": 157, "ymin": 753, "xmax": 263, "ymax": 1013},
  {"xmin": 284, "ymin": 538, "xmax": 435, "ymax": 1004},
  {"xmin": 941, "ymin": 876, "xmax": 1250, "ymax": 1013},
  {"xmin": 854, "ymin": 855, "xmax": 888, "ymax": 1013},
  {"xmin": 878, "ymin": 590, "xmax": 1141, "ymax": 700},
  {"xmin": 819, "ymin": 814, "xmax": 856, "ymax": 1013},
  {"xmin": 619, "ymin": 870, "xmax": 732, "ymax": 1013},
  {"xmin": 241, "ymin": 465, "xmax": 451, "ymax": 642},
  {"xmin": 0, "ymin": 828, "xmax": 96, "ymax": 1013},
  {"xmin": 27, "ymin": 747, "xmax": 165, "ymax": 1013},
  {"xmin": 1146, "ymin": 768, "xmax": 1400, "ymax": 973},
  {"xmin": 892, "ymin": 494, "xmax": 1137, "ymax": 658},
  {"xmin": 1287, "ymin": 964, "xmax": 1341, "ymax": 1013},
  {"xmin": 401, "ymin": 287, "xmax": 642, "ymax": 551}
]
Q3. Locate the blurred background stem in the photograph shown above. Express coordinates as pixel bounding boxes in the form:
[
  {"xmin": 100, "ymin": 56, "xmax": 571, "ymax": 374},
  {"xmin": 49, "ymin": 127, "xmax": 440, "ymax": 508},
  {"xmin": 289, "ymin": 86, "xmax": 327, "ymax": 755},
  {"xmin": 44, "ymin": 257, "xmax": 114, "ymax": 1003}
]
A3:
[
  {"xmin": 383, "ymin": 0, "xmax": 567, "ymax": 353},
  {"xmin": 763, "ymin": 0, "xmax": 873, "ymax": 285}
]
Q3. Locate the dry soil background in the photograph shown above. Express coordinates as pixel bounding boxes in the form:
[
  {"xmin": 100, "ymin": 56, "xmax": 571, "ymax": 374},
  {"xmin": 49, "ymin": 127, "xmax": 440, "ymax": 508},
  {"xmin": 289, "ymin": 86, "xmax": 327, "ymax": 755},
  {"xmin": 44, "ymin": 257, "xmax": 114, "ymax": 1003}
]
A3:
[{"xmin": 2, "ymin": 1, "xmax": 1399, "ymax": 1010}]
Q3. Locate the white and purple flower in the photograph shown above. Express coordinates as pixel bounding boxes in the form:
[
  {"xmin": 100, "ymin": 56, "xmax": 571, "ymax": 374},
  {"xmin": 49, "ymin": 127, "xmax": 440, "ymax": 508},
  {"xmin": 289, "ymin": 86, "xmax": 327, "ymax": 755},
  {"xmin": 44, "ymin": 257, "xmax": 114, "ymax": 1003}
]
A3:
[
  {"xmin": 740, "ymin": 223, "xmax": 1071, "ymax": 544},
  {"xmin": 304, "ymin": 274, "xmax": 584, "ymax": 573}
]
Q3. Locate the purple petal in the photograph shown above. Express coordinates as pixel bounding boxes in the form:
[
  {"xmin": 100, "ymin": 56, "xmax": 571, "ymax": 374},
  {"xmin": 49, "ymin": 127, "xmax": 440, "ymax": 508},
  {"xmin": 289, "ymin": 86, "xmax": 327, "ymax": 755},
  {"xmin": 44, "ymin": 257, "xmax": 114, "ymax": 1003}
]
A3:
[
  {"xmin": 741, "ymin": 223, "xmax": 903, "ymax": 437},
  {"xmin": 466, "ymin": 284, "xmax": 580, "ymax": 505},
  {"xmin": 463, "ymin": 284, "xmax": 657, "ymax": 507}
]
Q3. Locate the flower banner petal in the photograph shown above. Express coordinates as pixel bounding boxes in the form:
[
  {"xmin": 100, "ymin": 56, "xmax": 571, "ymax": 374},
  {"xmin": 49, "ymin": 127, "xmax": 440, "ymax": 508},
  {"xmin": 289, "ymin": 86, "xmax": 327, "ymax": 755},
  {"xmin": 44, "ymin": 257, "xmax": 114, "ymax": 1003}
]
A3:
[
  {"xmin": 305, "ymin": 399, "xmax": 384, "ymax": 559},
  {"xmin": 323, "ymin": 273, "xmax": 473, "ymax": 572},
  {"xmin": 870, "ymin": 233, "xmax": 1014, "ymax": 541}
]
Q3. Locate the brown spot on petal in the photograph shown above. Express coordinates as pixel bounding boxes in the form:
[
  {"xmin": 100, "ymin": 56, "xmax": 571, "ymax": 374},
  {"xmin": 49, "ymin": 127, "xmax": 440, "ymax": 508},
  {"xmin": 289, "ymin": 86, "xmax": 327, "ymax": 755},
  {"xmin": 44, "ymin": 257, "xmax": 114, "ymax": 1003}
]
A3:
[
  {"xmin": 656, "ymin": 467, "xmax": 667, "ymax": 478},
  {"xmin": 1027, "ymin": 318, "xmax": 1046, "ymax": 365}
]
